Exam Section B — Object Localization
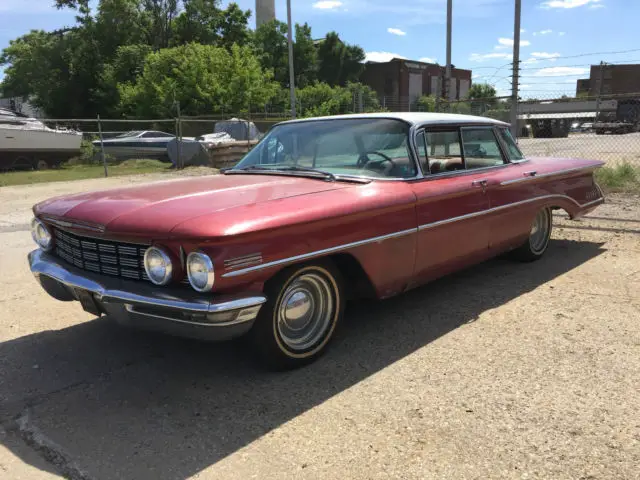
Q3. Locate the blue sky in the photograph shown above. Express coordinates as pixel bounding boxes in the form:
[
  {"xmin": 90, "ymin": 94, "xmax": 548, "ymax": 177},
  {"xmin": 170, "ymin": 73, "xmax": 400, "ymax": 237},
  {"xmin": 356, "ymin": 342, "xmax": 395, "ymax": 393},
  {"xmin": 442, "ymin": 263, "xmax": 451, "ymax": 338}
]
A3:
[{"xmin": 1, "ymin": 0, "xmax": 638, "ymax": 98}]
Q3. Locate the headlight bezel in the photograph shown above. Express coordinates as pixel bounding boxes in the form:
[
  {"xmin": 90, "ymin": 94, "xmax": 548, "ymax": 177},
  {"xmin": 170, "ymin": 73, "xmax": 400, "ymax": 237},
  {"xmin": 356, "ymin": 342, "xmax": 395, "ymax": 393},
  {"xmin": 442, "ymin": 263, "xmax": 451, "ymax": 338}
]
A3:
[
  {"xmin": 31, "ymin": 218, "xmax": 53, "ymax": 251},
  {"xmin": 186, "ymin": 251, "xmax": 215, "ymax": 292},
  {"xmin": 143, "ymin": 246, "xmax": 173, "ymax": 286}
]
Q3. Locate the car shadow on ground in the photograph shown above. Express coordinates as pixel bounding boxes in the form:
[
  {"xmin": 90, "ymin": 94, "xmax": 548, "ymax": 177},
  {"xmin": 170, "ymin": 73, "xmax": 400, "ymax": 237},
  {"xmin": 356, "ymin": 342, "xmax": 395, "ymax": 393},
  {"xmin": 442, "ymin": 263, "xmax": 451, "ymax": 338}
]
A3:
[{"xmin": 0, "ymin": 239, "xmax": 605, "ymax": 479}]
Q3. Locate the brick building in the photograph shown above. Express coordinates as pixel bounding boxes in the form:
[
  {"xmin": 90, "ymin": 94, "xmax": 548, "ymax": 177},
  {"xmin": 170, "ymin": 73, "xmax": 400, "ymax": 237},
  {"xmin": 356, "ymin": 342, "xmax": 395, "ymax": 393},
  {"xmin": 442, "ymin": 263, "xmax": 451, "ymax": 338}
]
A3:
[
  {"xmin": 361, "ymin": 58, "xmax": 472, "ymax": 110},
  {"xmin": 576, "ymin": 63, "xmax": 640, "ymax": 97}
]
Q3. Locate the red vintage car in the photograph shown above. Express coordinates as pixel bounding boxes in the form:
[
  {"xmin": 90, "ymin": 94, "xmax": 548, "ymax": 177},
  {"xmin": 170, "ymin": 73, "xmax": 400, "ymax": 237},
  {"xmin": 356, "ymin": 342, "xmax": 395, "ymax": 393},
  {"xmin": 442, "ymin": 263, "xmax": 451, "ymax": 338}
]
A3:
[{"xmin": 29, "ymin": 113, "xmax": 605, "ymax": 369}]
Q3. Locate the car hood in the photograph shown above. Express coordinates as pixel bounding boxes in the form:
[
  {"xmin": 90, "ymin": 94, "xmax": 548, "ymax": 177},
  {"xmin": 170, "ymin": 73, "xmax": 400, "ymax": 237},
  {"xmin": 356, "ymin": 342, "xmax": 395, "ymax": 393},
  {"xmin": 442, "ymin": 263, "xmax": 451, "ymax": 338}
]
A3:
[{"xmin": 35, "ymin": 174, "xmax": 353, "ymax": 238}]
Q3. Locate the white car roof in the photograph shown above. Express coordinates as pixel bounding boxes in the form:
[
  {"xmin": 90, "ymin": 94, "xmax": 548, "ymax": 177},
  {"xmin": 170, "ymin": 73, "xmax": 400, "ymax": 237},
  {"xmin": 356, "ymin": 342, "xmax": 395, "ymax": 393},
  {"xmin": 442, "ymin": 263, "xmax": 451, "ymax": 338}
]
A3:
[{"xmin": 276, "ymin": 112, "xmax": 509, "ymax": 127}]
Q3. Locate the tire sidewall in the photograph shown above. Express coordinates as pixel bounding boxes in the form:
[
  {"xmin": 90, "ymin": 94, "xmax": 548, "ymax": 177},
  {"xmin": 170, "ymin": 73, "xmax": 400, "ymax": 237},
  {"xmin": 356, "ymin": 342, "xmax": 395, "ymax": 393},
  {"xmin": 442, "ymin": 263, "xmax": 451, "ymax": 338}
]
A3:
[
  {"xmin": 528, "ymin": 207, "xmax": 552, "ymax": 257},
  {"xmin": 251, "ymin": 259, "xmax": 345, "ymax": 368}
]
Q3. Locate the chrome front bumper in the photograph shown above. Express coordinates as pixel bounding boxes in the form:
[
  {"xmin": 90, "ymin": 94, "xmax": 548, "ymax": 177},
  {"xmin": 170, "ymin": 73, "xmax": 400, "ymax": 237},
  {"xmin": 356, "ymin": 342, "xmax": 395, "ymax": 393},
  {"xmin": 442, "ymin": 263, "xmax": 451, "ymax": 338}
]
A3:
[{"xmin": 28, "ymin": 249, "xmax": 267, "ymax": 342}]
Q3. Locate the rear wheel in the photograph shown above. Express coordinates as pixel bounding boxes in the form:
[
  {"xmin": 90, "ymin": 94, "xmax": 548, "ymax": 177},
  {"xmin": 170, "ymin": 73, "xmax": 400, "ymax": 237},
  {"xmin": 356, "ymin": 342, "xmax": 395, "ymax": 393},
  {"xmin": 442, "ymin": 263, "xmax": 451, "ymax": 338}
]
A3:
[
  {"xmin": 512, "ymin": 208, "xmax": 552, "ymax": 262},
  {"xmin": 249, "ymin": 260, "xmax": 344, "ymax": 370}
]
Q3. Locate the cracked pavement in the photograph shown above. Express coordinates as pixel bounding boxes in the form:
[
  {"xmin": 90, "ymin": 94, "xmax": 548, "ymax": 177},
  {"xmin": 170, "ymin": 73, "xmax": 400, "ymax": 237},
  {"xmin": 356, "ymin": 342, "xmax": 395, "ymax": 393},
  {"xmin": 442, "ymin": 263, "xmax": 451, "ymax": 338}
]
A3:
[{"xmin": 0, "ymin": 175, "xmax": 639, "ymax": 479}]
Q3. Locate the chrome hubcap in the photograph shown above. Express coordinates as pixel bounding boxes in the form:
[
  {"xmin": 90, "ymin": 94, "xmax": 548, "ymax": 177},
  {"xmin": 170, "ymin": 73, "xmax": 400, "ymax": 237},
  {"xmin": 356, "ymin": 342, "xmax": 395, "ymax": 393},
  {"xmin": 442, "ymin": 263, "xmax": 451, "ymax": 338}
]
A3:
[
  {"xmin": 530, "ymin": 209, "xmax": 550, "ymax": 254},
  {"xmin": 277, "ymin": 272, "xmax": 334, "ymax": 351}
]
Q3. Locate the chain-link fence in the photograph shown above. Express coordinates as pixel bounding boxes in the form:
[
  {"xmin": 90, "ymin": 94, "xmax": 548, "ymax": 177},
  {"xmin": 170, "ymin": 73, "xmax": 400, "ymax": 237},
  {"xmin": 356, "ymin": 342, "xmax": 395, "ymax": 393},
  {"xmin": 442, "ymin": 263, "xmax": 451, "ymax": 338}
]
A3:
[{"xmin": 3, "ymin": 90, "xmax": 639, "ymax": 173}]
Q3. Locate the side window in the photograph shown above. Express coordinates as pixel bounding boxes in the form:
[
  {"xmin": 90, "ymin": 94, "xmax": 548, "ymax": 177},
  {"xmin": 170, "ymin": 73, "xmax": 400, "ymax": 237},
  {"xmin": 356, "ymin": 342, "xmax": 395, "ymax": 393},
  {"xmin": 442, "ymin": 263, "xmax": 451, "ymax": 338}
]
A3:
[
  {"xmin": 497, "ymin": 127, "xmax": 524, "ymax": 161},
  {"xmin": 460, "ymin": 128, "xmax": 505, "ymax": 169},
  {"xmin": 424, "ymin": 130, "xmax": 464, "ymax": 174},
  {"xmin": 416, "ymin": 131, "xmax": 428, "ymax": 173}
]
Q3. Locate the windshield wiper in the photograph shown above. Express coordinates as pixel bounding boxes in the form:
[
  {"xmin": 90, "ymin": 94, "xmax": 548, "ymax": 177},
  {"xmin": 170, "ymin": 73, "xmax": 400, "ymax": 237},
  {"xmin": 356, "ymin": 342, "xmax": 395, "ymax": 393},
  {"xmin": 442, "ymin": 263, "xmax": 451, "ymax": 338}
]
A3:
[
  {"xmin": 277, "ymin": 165, "xmax": 336, "ymax": 181},
  {"xmin": 229, "ymin": 164, "xmax": 336, "ymax": 181}
]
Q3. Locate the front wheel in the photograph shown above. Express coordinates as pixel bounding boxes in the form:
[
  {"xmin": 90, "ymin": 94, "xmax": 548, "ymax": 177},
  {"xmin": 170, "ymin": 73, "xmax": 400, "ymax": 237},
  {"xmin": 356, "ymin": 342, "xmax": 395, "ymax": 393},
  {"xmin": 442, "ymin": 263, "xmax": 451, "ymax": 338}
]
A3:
[
  {"xmin": 249, "ymin": 260, "xmax": 345, "ymax": 370},
  {"xmin": 512, "ymin": 207, "xmax": 552, "ymax": 262}
]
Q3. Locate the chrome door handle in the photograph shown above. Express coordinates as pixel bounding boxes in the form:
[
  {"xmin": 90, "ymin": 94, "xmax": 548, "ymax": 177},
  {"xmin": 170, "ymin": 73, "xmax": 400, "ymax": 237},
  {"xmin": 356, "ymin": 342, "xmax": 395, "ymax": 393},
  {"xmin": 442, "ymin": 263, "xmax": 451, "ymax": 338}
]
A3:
[
  {"xmin": 472, "ymin": 179, "xmax": 488, "ymax": 193},
  {"xmin": 524, "ymin": 170, "xmax": 537, "ymax": 177}
]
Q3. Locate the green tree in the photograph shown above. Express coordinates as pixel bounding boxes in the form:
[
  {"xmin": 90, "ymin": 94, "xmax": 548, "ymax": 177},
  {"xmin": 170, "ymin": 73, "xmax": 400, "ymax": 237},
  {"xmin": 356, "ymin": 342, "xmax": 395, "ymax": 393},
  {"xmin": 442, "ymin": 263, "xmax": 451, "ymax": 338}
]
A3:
[
  {"xmin": 316, "ymin": 32, "xmax": 365, "ymax": 86},
  {"xmin": 252, "ymin": 20, "xmax": 289, "ymax": 86},
  {"xmin": 252, "ymin": 20, "xmax": 317, "ymax": 88},
  {"xmin": 466, "ymin": 82, "xmax": 497, "ymax": 100},
  {"xmin": 119, "ymin": 43, "xmax": 279, "ymax": 117},
  {"xmin": 416, "ymin": 95, "xmax": 439, "ymax": 112},
  {"xmin": 297, "ymin": 83, "xmax": 351, "ymax": 117},
  {"xmin": 172, "ymin": 1, "xmax": 250, "ymax": 49},
  {"xmin": 217, "ymin": 3, "xmax": 251, "ymax": 50},
  {"xmin": 345, "ymin": 82, "xmax": 380, "ymax": 112},
  {"xmin": 293, "ymin": 23, "xmax": 318, "ymax": 88}
]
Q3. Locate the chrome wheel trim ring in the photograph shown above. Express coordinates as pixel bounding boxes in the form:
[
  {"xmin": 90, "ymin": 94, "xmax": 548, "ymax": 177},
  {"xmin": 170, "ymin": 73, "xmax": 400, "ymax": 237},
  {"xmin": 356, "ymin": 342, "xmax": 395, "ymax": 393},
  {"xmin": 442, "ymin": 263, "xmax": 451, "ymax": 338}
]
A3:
[
  {"xmin": 276, "ymin": 272, "xmax": 335, "ymax": 352},
  {"xmin": 530, "ymin": 208, "xmax": 551, "ymax": 254}
]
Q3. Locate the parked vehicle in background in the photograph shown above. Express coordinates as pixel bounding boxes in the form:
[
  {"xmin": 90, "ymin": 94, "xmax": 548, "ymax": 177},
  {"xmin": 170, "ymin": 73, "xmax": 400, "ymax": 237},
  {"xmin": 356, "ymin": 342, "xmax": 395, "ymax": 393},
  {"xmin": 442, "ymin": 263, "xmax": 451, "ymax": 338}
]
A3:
[
  {"xmin": 92, "ymin": 130, "xmax": 177, "ymax": 162},
  {"xmin": 28, "ymin": 113, "xmax": 604, "ymax": 369},
  {"xmin": 594, "ymin": 99, "xmax": 640, "ymax": 135},
  {"xmin": 0, "ymin": 108, "xmax": 82, "ymax": 171}
]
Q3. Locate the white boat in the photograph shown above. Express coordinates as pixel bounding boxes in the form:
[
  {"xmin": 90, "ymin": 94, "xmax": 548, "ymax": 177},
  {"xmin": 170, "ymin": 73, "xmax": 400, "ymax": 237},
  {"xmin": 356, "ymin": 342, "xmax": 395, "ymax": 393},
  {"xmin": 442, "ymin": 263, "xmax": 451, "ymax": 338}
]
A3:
[
  {"xmin": 92, "ymin": 130, "xmax": 178, "ymax": 161},
  {"xmin": 0, "ymin": 108, "xmax": 82, "ymax": 170}
]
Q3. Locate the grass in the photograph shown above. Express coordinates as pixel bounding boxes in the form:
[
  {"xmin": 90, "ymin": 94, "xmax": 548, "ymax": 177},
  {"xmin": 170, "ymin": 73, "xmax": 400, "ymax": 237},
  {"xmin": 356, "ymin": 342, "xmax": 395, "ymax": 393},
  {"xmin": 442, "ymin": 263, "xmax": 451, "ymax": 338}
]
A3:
[
  {"xmin": 0, "ymin": 159, "xmax": 172, "ymax": 187},
  {"xmin": 595, "ymin": 162, "xmax": 640, "ymax": 194}
]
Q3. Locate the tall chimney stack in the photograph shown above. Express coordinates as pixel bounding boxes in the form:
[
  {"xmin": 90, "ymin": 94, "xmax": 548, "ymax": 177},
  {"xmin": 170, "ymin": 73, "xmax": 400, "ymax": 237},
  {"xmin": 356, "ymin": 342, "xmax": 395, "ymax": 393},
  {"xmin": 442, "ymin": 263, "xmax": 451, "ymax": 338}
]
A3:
[{"xmin": 255, "ymin": 0, "xmax": 276, "ymax": 28}]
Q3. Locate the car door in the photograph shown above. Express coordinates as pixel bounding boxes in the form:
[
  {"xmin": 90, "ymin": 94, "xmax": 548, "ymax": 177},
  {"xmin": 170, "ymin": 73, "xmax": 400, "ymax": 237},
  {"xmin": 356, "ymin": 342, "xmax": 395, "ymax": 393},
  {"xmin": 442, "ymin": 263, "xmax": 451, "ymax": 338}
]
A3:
[
  {"xmin": 483, "ymin": 126, "xmax": 540, "ymax": 253},
  {"xmin": 409, "ymin": 126, "xmax": 493, "ymax": 287}
]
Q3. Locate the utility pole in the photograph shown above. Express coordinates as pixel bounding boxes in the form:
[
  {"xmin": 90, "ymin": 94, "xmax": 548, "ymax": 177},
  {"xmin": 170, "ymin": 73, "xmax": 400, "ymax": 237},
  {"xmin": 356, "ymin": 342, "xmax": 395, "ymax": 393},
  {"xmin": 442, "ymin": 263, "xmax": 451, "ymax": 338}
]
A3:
[
  {"xmin": 286, "ymin": 0, "xmax": 297, "ymax": 119},
  {"xmin": 595, "ymin": 61, "xmax": 606, "ymax": 121},
  {"xmin": 510, "ymin": 0, "xmax": 521, "ymax": 137},
  {"xmin": 445, "ymin": 0, "xmax": 453, "ymax": 109}
]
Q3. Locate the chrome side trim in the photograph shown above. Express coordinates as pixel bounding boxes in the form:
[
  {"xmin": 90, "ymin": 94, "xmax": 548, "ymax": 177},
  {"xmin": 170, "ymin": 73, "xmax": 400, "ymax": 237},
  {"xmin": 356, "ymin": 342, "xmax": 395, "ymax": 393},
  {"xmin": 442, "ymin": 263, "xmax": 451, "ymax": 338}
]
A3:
[
  {"xmin": 221, "ymin": 193, "xmax": 603, "ymax": 278},
  {"xmin": 221, "ymin": 228, "xmax": 417, "ymax": 278},
  {"xmin": 418, "ymin": 194, "xmax": 598, "ymax": 231},
  {"xmin": 500, "ymin": 166, "xmax": 598, "ymax": 186},
  {"xmin": 579, "ymin": 197, "xmax": 605, "ymax": 209},
  {"xmin": 29, "ymin": 249, "xmax": 266, "ymax": 314}
]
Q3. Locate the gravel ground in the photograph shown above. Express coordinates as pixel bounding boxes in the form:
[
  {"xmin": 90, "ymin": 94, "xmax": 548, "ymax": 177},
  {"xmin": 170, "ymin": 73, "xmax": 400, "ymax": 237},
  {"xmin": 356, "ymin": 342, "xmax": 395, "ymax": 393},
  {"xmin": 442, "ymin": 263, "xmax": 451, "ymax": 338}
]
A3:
[
  {"xmin": 519, "ymin": 132, "xmax": 640, "ymax": 166},
  {"xmin": 0, "ymin": 174, "xmax": 639, "ymax": 479}
]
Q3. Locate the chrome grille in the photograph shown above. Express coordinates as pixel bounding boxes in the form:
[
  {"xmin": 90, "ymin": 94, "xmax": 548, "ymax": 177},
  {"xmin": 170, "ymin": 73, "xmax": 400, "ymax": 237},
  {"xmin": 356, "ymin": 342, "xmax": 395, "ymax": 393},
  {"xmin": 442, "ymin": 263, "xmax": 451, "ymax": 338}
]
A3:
[{"xmin": 53, "ymin": 229, "xmax": 150, "ymax": 282}]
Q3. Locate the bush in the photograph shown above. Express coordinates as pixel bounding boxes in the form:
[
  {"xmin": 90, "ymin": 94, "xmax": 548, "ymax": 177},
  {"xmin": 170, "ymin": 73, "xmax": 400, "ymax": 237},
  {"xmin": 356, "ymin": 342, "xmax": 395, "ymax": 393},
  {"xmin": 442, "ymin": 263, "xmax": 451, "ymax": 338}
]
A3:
[{"xmin": 595, "ymin": 163, "xmax": 640, "ymax": 193}]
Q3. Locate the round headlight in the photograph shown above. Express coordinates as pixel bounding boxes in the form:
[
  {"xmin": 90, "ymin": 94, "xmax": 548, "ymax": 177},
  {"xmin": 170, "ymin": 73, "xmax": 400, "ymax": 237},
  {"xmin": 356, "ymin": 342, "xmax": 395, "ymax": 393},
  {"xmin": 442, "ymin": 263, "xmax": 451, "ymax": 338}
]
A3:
[
  {"xmin": 187, "ymin": 252, "xmax": 214, "ymax": 292},
  {"xmin": 143, "ymin": 246, "xmax": 173, "ymax": 285},
  {"xmin": 31, "ymin": 218, "xmax": 53, "ymax": 251}
]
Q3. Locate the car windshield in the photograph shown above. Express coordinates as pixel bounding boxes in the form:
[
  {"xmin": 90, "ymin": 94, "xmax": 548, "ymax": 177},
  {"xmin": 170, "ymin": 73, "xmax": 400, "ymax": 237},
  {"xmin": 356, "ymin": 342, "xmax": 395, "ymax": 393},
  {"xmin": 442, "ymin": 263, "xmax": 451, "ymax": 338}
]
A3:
[{"xmin": 233, "ymin": 118, "xmax": 417, "ymax": 179}]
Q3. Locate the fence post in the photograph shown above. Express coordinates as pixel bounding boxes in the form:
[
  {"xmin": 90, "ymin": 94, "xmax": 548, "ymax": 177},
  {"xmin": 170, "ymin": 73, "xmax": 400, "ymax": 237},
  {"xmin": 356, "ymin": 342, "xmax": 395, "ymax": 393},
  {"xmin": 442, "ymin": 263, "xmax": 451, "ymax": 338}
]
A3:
[
  {"xmin": 175, "ymin": 102, "xmax": 182, "ymax": 170},
  {"xmin": 358, "ymin": 90, "xmax": 363, "ymax": 113},
  {"xmin": 97, "ymin": 114, "xmax": 108, "ymax": 177}
]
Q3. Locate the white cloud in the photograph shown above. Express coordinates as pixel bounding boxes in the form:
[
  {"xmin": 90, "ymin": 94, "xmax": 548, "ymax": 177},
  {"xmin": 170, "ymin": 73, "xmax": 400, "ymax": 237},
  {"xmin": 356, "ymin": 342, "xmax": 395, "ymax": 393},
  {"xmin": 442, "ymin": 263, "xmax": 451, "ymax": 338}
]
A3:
[
  {"xmin": 419, "ymin": 57, "xmax": 436, "ymax": 63},
  {"xmin": 312, "ymin": 1, "xmax": 343, "ymax": 9},
  {"xmin": 540, "ymin": 29, "xmax": 553, "ymax": 34},
  {"xmin": 589, "ymin": 3, "xmax": 605, "ymax": 8},
  {"xmin": 387, "ymin": 28, "xmax": 406, "ymax": 36},
  {"xmin": 522, "ymin": 58, "xmax": 539, "ymax": 65},
  {"xmin": 498, "ymin": 37, "xmax": 531, "ymax": 47},
  {"xmin": 0, "ymin": 0, "xmax": 66, "ymax": 13},
  {"xmin": 469, "ymin": 52, "xmax": 513, "ymax": 62},
  {"xmin": 541, "ymin": 0, "xmax": 601, "ymax": 9},
  {"xmin": 365, "ymin": 51, "xmax": 406, "ymax": 63},
  {"xmin": 533, "ymin": 66, "xmax": 588, "ymax": 76},
  {"xmin": 531, "ymin": 52, "xmax": 561, "ymax": 59},
  {"xmin": 559, "ymin": 31, "xmax": 566, "ymax": 36},
  {"xmin": 521, "ymin": 28, "xmax": 527, "ymax": 33}
]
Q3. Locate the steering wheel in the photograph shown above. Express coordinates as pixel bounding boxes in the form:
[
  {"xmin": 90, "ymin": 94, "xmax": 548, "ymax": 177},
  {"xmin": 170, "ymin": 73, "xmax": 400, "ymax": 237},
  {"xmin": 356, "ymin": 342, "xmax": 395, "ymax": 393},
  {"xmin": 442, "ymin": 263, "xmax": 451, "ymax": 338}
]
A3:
[
  {"xmin": 469, "ymin": 144, "xmax": 487, "ymax": 157},
  {"xmin": 357, "ymin": 151, "xmax": 397, "ymax": 174}
]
